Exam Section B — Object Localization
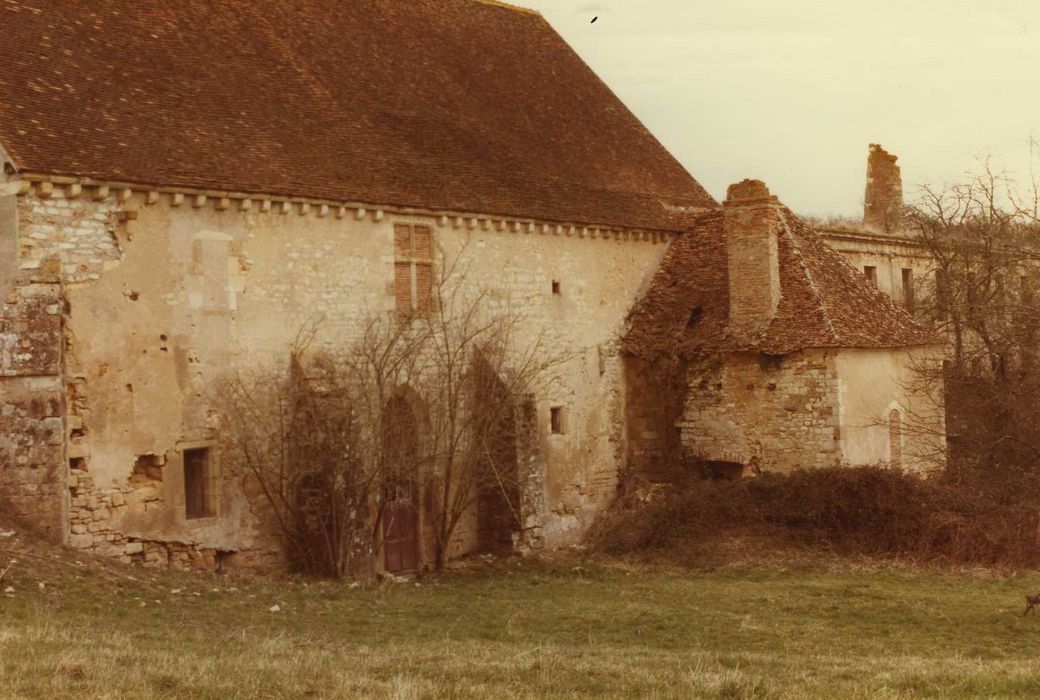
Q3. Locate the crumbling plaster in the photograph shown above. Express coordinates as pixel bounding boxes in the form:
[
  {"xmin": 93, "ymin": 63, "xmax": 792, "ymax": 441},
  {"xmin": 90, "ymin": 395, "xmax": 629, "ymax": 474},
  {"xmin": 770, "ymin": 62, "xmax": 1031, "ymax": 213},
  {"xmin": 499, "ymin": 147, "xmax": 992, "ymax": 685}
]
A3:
[
  {"xmin": 5, "ymin": 185, "xmax": 671, "ymax": 566},
  {"xmin": 821, "ymin": 231, "xmax": 933, "ymax": 309}
]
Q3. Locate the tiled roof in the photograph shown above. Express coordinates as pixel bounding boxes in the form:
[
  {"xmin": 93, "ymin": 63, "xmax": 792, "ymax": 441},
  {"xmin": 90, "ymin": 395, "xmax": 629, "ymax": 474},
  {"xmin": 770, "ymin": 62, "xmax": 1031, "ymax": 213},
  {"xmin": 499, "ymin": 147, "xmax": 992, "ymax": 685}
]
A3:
[
  {"xmin": 0, "ymin": 0, "xmax": 715, "ymax": 230},
  {"xmin": 623, "ymin": 208, "xmax": 938, "ymax": 358}
]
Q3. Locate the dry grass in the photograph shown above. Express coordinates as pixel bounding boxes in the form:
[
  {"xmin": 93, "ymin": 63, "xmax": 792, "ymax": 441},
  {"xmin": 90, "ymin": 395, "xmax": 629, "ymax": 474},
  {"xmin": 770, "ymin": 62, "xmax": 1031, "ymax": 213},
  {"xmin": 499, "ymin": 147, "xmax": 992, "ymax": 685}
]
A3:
[{"xmin": 3, "ymin": 528, "xmax": 1040, "ymax": 698}]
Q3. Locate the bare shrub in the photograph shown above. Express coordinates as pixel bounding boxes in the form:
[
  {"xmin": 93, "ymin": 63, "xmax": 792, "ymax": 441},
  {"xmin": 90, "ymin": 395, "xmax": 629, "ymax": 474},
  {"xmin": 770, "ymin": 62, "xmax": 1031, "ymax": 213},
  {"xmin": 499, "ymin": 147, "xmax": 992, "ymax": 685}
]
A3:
[
  {"xmin": 590, "ymin": 466, "xmax": 1040, "ymax": 568},
  {"xmin": 217, "ymin": 252, "xmax": 565, "ymax": 576},
  {"xmin": 417, "ymin": 275, "xmax": 565, "ymax": 568},
  {"xmin": 215, "ymin": 323, "xmax": 381, "ymax": 578}
]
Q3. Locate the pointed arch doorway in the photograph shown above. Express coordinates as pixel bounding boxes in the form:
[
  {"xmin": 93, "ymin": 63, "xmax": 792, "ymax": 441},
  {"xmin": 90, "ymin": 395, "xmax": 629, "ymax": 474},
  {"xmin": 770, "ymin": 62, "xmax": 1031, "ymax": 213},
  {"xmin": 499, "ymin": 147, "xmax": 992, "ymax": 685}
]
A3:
[{"xmin": 381, "ymin": 391, "xmax": 423, "ymax": 574}]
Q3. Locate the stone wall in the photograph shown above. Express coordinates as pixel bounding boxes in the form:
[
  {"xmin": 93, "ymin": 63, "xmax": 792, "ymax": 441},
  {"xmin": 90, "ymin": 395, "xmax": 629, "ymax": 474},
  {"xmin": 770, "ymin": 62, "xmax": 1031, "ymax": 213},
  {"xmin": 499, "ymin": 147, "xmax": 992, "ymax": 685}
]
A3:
[
  {"xmin": 4, "ymin": 182, "xmax": 670, "ymax": 569},
  {"xmin": 864, "ymin": 144, "xmax": 904, "ymax": 233},
  {"xmin": 0, "ymin": 192, "xmax": 67, "ymax": 541},
  {"xmin": 678, "ymin": 350, "xmax": 843, "ymax": 473},
  {"xmin": 0, "ymin": 373, "xmax": 65, "ymax": 541},
  {"xmin": 623, "ymin": 355, "xmax": 686, "ymax": 482}
]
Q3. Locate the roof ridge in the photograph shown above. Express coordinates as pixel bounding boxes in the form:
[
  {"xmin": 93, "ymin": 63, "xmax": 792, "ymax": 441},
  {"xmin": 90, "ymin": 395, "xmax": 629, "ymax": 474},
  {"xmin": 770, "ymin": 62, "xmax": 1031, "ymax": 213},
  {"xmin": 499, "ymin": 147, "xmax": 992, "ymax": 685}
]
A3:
[
  {"xmin": 777, "ymin": 212, "xmax": 841, "ymax": 344},
  {"xmin": 473, "ymin": 0, "xmax": 540, "ymax": 15}
]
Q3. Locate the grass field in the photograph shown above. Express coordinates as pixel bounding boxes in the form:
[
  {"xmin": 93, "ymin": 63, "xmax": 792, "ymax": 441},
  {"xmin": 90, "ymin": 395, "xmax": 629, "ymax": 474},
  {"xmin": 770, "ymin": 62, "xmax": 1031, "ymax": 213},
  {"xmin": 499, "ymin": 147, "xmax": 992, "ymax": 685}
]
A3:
[{"xmin": 3, "ymin": 537, "xmax": 1040, "ymax": 699}]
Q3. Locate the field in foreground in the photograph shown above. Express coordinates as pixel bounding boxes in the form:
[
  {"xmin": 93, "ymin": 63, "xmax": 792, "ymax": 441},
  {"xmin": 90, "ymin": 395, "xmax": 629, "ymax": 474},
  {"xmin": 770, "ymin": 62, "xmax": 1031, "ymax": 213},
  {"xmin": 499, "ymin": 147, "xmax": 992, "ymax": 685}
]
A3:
[{"xmin": 3, "ymin": 539, "xmax": 1040, "ymax": 698}]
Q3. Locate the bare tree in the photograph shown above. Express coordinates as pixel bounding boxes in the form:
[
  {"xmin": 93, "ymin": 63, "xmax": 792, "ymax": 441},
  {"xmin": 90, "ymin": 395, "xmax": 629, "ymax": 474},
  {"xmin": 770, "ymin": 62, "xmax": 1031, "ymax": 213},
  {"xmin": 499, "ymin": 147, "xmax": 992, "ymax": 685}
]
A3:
[
  {"xmin": 416, "ymin": 274, "xmax": 565, "ymax": 569},
  {"xmin": 216, "ymin": 248, "xmax": 567, "ymax": 576},
  {"xmin": 214, "ymin": 322, "xmax": 372, "ymax": 578},
  {"xmin": 905, "ymin": 149, "xmax": 1040, "ymax": 483}
]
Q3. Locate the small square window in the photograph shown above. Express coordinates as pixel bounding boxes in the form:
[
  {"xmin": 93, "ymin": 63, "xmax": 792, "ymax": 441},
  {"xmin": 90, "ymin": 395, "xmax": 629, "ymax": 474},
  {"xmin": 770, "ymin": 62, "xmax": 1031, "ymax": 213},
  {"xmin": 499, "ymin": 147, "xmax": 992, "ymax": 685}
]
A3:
[
  {"xmin": 550, "ymin": 406, "xmax": 565, "ymax": 434},
  {"xmin": 551, "ymin": 280, "xmax": 561, "ymax": 295},
  {"xmin": 184, "ymin": 447, "xmax": 218, "ymax": 520},
  {"xmin": 863, "ymin": 265, "xmax": 878, "ymax": 285}
]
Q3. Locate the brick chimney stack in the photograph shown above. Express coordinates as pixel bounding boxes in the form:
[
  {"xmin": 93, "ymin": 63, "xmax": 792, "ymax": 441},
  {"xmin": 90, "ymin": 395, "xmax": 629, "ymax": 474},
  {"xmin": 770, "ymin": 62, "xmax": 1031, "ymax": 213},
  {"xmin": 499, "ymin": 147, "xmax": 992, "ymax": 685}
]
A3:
[
  {"xmin": 724, "ymin": 179, "xmax": 782, "ymax": 339},
  {"xmin": 863, "ymin": 144, "xmax": 904, "ymax": 232}
]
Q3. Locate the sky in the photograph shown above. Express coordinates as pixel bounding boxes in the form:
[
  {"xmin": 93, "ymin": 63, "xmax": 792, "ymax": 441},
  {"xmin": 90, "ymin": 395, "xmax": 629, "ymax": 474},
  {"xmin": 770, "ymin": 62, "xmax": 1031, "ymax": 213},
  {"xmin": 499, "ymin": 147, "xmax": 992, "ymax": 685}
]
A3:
[{"xmin": 521, "ymin": 0, "xmax": 1040, "ymax": 218}]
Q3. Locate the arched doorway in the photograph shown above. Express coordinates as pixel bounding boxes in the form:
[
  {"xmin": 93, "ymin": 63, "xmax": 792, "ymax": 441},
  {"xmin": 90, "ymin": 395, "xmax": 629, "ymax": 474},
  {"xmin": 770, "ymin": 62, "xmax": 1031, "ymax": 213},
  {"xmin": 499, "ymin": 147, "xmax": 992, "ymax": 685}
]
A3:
[
  {"xmin": 472, "ymin": 357, "xmax": 521, "ymax": 554},
  {"xmin": 889, "ymin": 408, "xmax": 903, "ymax": 469},
  {"xmin": 381, "ymin": 392, "xmax": 422, "ymax": 574}
]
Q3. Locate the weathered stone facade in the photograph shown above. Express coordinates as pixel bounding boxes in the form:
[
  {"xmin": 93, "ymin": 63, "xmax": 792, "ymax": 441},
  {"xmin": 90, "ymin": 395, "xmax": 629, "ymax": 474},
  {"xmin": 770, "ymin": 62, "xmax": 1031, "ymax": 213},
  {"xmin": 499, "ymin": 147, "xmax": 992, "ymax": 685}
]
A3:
[
  {"xmin": 678, "ymin": 351, "xmax": 842, "ymax": 473},
  {"xmin": 0, "ymin": 138, "xmax": 953, "ymax": 572},
  {"xmin": 623, "ymin": 177, "xmax": 946, "ymax": 481},
  {"xmin": 623, "ymin": 356, "xmax": 685, "ymax": 481},
  {"xmin": 0, "ymin": 179, "xmax": 674, "ymax": 571},
  {"xmin": 0, "ymin": 191, "xmax": 66, "ymax": 542},
  {"xmin": 0, "ymin": 0, "xmax": 952, "ymax": 571}
]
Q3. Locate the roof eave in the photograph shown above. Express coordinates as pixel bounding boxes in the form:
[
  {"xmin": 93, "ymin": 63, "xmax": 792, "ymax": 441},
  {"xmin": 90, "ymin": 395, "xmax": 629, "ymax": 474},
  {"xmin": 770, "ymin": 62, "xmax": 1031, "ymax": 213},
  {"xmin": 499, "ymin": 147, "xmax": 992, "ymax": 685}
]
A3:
[{"xmin": 0, "ymin": 139, "xmax": 18, "ymax": 182}]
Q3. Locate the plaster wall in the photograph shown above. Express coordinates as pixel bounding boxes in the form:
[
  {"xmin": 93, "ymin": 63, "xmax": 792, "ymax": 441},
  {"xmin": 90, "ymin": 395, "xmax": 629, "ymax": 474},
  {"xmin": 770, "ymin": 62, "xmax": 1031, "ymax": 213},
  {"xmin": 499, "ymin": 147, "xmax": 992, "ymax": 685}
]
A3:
[
  {"xmin": 835, "ymin": 346, "xmax": 946, "ymax": 472},
  {"xmin": 820, "ymin": 230, "xmax": 933, "ymax": 310},
  {"xmin": 6, "ymin": 187, "xmax": 668, "ymax": 565}
]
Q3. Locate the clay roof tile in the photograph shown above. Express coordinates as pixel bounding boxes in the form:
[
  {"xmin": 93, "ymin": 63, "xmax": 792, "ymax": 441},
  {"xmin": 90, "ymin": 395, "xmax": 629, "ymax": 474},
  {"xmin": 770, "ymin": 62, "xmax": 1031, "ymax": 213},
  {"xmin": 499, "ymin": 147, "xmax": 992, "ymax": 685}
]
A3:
[
  {"xmin": 623, "ymin": 208, "xmax": 938, "ymax": 359},
  {"xmin": 0, "ymin": 0, "xmax": 715, "ymax": 230}
]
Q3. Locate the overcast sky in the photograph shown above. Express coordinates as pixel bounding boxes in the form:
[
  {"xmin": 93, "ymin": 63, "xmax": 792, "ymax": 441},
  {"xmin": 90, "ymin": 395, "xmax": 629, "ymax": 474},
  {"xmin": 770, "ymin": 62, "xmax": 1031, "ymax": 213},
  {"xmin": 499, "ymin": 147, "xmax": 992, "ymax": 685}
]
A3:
[{"xmin": 522, "ymin": 0, "xmax": 1040, "ymax": 218}]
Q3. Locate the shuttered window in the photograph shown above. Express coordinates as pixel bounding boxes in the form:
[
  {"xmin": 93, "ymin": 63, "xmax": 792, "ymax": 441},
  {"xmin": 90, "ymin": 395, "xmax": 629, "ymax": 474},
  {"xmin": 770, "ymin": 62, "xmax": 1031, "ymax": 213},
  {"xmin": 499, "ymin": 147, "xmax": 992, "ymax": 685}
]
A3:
[{"xmin": 394, "ymin": 224, "xmax": 434, "ymax": 316}]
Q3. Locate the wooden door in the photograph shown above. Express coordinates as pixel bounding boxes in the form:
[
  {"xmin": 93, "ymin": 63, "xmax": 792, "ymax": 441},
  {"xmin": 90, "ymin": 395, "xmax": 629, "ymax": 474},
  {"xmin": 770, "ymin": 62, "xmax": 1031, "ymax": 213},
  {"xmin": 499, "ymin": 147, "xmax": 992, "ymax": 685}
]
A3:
[
  {"xmin": 382, "ymin": 480, "xmax": 419, "ymax": 574},
  {"xmin": 382, "ymin": 393, "xmax": 422, "ymax": 574}
]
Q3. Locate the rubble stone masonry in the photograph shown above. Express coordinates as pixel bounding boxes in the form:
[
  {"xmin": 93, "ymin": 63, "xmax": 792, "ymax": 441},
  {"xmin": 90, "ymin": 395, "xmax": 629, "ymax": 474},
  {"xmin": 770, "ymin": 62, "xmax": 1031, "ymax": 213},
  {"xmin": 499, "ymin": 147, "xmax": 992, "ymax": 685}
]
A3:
[
  {"xmin": 1, "ymin": 183, "xmax": 671, "ymax": 570},
  {"xmin": 864, "ymin": 144, "xmax": 904, "ymax": 233},
  {"xmin": 677, "ymin": 350, "xmax": 842, "ymax": 472},
  {"xmin": 0, "ymin": 193, "xmax": 68, "ymax": 541}
]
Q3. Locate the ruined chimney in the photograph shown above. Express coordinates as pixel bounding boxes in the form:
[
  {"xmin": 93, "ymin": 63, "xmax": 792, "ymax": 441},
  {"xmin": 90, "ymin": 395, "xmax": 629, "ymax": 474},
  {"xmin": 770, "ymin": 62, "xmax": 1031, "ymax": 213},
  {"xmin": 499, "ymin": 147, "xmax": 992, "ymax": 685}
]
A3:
[
  {"xmin": 863, "ymin": 144, "xmax": 904, "ymax": 232},
  {"xmin": 724, "ymin": 179, "xmax": 782, "ymax": 338}
]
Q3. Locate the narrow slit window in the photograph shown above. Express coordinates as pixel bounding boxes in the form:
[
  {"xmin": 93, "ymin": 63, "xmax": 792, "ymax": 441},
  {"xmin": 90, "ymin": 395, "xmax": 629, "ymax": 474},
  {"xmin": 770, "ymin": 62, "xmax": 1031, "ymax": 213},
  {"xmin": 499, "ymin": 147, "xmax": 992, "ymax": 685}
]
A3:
[
  {"xmin": 184, "ymin": 448, "xmax": 217, "ymax": 519},
  {"xmin": 901, "ymin": 268, "xmax": 915, "ymax": 312},
  {"xmin": 888, "ymin": 409, "xmax": 903, "ymax": 469},
  {"xmin": 550, "ymin": 407, "xmax": 565, "ymax": 435},
  {"xmin": 687, "ymin": 306, "xmax": 704, "ymax": 328},
  {"xmin": 936, "ymin": 270, "xmax": 951, "ymax": 320}
]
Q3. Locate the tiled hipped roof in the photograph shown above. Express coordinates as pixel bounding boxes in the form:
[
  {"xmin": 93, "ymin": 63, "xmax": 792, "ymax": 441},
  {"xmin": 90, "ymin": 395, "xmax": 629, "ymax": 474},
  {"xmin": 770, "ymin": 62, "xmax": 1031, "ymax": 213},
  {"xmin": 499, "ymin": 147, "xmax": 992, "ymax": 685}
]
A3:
[
  {"xmin": 623, "ymin": 208, "xmax": 938, "ymax": 359},
  {"xmin": 0, "ymin": 0, "xmax": 715, "ymax": 230}
]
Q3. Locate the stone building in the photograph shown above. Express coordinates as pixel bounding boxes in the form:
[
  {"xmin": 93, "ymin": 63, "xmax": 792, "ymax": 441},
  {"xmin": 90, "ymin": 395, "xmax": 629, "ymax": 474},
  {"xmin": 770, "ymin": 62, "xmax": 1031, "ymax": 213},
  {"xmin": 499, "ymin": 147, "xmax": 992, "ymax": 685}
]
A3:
[
  {"xmin": 0, "ymin": 1, "xmax": 945, "ymax": 572},
  {"xmin": 819, "ymin": 145, "xmax": 932, "ymax": 313},
  {"xmin": 623, "ymin": 180, "xmax": 946, "ymax": 479}
]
